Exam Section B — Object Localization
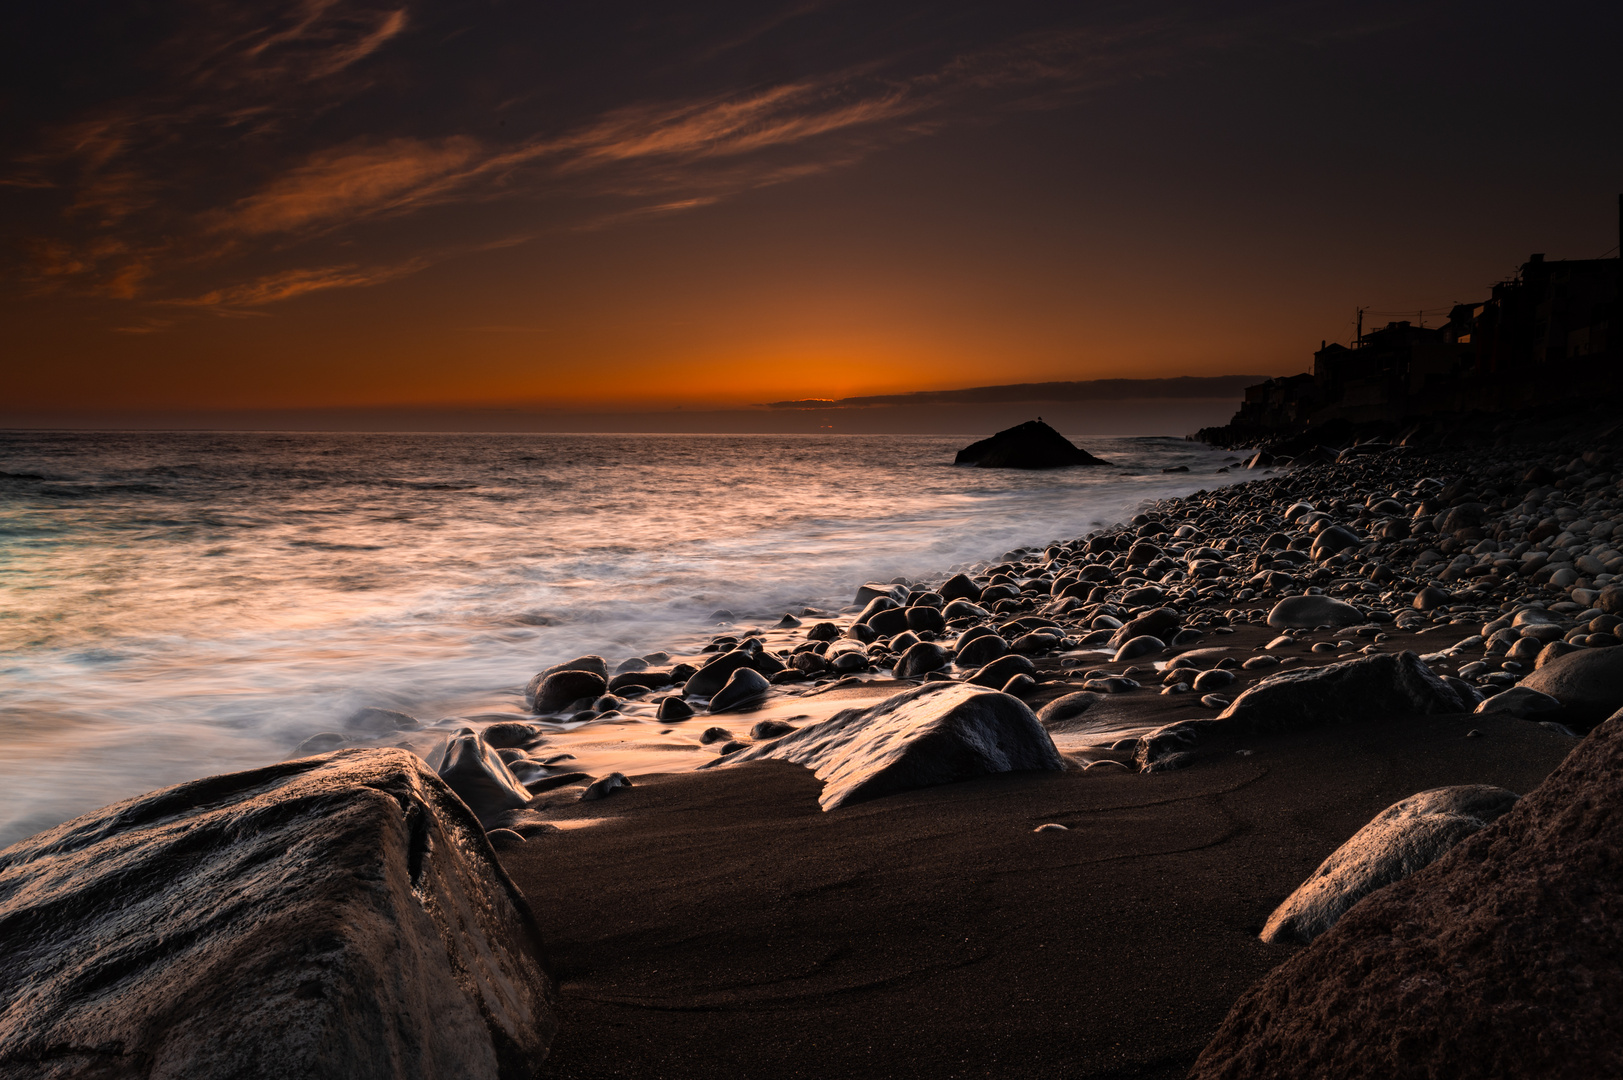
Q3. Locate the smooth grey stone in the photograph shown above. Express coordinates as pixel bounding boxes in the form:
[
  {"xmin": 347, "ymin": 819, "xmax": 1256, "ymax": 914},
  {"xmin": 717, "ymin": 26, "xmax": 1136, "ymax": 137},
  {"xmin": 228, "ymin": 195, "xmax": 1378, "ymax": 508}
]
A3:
[
  {"xmin": 438, "ymin": 735, "xmax": 533, "ymax": 824},
  {"xmin": 705, "ymin": 682, "xmax": 1064, "ymax": 810},
  {"xmin": 1261, "ymin": 785, "xmax": 1519, "ymax": 944},
  {"xmin": 656, "ymin": 696, "xmax": 694, "ymax": 720},
  {"xmin": 294, "ymin": 732, "xmax": 347, "ymax": 756},
  {"xmin": 1520, "ymin": 645, "xmax": 1623, "ymax": 727},
  {"xmin": 343, "ymin": 707, "xmax": 421, "ymax": 733},
  {"xmin": 1267, "ymin": 595, "xmax": 1364, "ymax": 628},
  {"xmin": 1474, "ymin": 686, "xmax": 1564, "ymax": 719},
  {"xmin": 709, "ymin": 667, "xmax": 772, "ymax": 713},
  {"xmin": 1113, "ymin": 635, "xmax": 1166, "ymax": 661},
  {"xmin": 1192, "ymin": 668, "xmax": 1237, "ymax": 692},
  {"xmin": 956, "ymin": 633, "xmax": 1009, "ymax": 667},
  {"xmin": 579, "ymin": 772, "xmax": 632, "ymax": 802},
  {"xmin": 0, "ymin": 749, "xmax": 555, "ymax": 1078},
  {"xmin": 965, "ymin": 654, "xmax": 1036, "ymax": 688},
  {"xmin": 1035, "ymin": 692, "xmax": 1101, "ymax": 726},
  {"xmin": 896, "ymin": 641, "xmax": 952, "ymax": 679},
  {"xmin": 529, "ymin": 669, "xmax": 608, "ymax": 713}
]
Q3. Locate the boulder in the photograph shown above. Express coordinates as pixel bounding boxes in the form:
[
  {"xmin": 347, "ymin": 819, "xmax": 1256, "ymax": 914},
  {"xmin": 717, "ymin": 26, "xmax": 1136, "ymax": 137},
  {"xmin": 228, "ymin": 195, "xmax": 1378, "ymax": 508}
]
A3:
[
  {"xmin": 0, "ymin": 749, "xmax": 553, "ymax": 1079},
  {"xmin": 895, "ymin": 641, "xmax": 952, "ymax": 679},
  {"xmin": 1260, "ymin": 785, "xmax": 1519, "ymax": 945},
  {"xmin": 528, "ymin": 668, "xmax": 607, "ymax": 713},
  {"xmin": 1309, "ymin": 525, "xmax": 1363, "ymax": 561},
  {"xmin": 709, "ymin": 682, "xmax": 1065, "ymax": 810},
  {"xmin": 1518, "ymin": 645, "xmax": 1623, "ymax": 728},
  {"xmin": 1035, "ymin": 692, "xmax": 1100, "ymax": 727},
  {"xmin": 1108, "ymin": 607, "xmax": 1181, "ymax": 648},
  {"xmin": 953, "ymin": 420, "xmax": 1110, "ymax": 470},
  {"xmin": 1473, "ymin": 685, "xmax": 1564, "ymax": 719},
  {"xmin": 437, "ymin": 734, "xmax": 533, "ymax": 825},
  {"xmin": 938, "ymin": 573, "xmax": 982, "ymax": 602},
  {"xmin": 1138, "ymin": 651, "xmax": 1467, "ymax": 769},
  {"xmin": 955, "ymin": 633, "xmax": 1009, "ymax": 668},
  {"xmin": 1190, "ymin": 708, "xmax": 1623, "ymax": 1080},
  {"xmin": 1113, "ymin": 635, "xmax": 1166, "ymax": 661},
  {"xmin": 965, "ymin": 654, "xmax": 1037, "ymax": 689},
  {"xmin": 683, "ymin": 649, "xmax": 766, "ymax": 698},
  {"xmin": 1266, "ymin": 595, "xmax": 1364, "ymax": 628},
  {"xmin": 709, "ymin": 667, "xmax": 772, "ymax": 713}
]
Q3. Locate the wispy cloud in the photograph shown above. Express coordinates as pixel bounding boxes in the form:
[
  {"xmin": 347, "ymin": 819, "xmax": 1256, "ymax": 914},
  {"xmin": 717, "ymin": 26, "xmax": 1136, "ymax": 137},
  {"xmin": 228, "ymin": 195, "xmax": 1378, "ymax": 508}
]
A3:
[{"xmin": 5, "ymin": 2, "xmax": 1307, "ymax": 314}]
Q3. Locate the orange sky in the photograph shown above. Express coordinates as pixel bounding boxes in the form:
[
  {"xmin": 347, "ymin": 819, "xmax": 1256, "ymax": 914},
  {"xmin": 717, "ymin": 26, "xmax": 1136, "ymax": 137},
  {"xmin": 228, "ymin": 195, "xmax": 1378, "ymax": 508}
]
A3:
[{"xmin": 4, "ymin": 1, "xmax": 1620, "ymax": 421}]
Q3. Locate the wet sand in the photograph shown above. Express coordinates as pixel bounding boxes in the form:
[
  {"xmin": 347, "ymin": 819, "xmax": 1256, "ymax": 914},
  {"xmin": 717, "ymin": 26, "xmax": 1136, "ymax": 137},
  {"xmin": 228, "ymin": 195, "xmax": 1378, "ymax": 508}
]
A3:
[{"xmin": 504, "ymin": 700, "xmax": 1573, "ymax": 1079}]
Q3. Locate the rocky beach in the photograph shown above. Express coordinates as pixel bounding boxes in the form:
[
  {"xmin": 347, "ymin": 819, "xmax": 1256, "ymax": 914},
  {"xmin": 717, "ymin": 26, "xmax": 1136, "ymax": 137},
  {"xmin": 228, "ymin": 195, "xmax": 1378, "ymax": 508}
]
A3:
[{"xmin": 3, "ymin": 411, "xmax": 1622, "ymax": 1079}]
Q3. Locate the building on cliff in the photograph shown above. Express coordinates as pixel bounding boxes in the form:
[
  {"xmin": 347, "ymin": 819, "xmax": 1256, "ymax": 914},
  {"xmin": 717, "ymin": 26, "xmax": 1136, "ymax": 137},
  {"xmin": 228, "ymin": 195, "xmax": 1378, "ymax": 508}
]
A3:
[{"xmin": 1218, "ymin": 244, "xmax": 1619, "ymax": 441}]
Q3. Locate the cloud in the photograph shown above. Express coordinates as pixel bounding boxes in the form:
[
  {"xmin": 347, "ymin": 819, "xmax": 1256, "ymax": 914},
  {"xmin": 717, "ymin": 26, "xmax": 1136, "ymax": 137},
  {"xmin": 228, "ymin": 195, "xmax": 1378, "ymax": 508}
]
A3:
[
  {"xmin": 217, "ymin": 136, "xmax": 481, "ymax": 236},
  {"xmin": 172, "ymin": 258, "xmax": 428, "ymax": 308},
  {"xmin": 766, "ymin": 376, "xmax": 1273, "ymax": 408},
  {"xmin": 4, "ymin": 3, "xmax": 1305, "ymax": 313}
]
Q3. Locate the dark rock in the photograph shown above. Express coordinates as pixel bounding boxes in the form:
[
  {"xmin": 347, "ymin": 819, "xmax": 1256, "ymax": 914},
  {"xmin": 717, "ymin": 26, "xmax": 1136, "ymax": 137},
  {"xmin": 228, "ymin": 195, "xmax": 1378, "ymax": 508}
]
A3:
[
  {"xmin": 437, "ymin": 734, "xmax": 533, "ymax": 825},
  {"xmin": 1108, "ymin": 607, "xmax": 1181, "ymax": 648},
  {"xmin": 1002, "ymin": 673, "xmax": 1038, "ymax": 696},
  {"xmin": 608, "ymin": 669, "xmax": 673, "ymax": 693},
  {"xmin": 480, "ymin": 721, "xmax": 543, "ymax": 749},
  {"xmin": 1309, "ymin": 525, "xmax": 1363, "ymax": 561},
  {"xmin": 580, "ymin": 772, "xmax": 632, "ymax": 802},
  {"xmin": 0, "ymin": 749, "xmax": 554, "ymax": 1079},
  {"xmin": 1035, "ymin": 692, "xmax": 1100, "ymax": 726},
  {"xmin": 939, "ymin": 573, "xmax": 983, "ymax": 602},
  {"xmin": 953, "ymin": 419, "xmax": 1110, "ymax": 470},
  {"xmin": 683, "ymin": 649, "xmax": 765, "ymax": 698},
  {"xmin": 1519, "ymin": 645, "xmax": 1623, "ymax": 727},
  {"xmin": 966, "ymin": 654, "xmax": 1037, "ymax": 688},
  {"xmin": 1473, "ymin": 685, "xmax": 1564, "ymax": 719},
  {"xmin": 1191, "ymin": 669, "xmax": 1236, "ymax": 692},
  {"xmin": 905, "ymin": 605, "xmax": 947, "ymax": 634},
  {"xmin": 529, "ymin": 668, "xmax": 608, "ymax": 713},
  {"xmin": 1191, "ymin": 709, "xmax": 1623, "ymax": 1080},
  {"xmin": 1266, "ymin": 595, "xmax": 1364, "ymax": 628},
  {"xmin": 709, "ymin": 682, "xmax": 1065, "ymax": 809},
  {"xmin": 709, "ymin": 667, "xmax": 772, "ymax": 712},
  {"xmin": 1260, "ymin": 785, "xmax": 1519, "ymax": 945},
  {"xmin": 699, "ymin": 726, "xmax": 734, "ymax": 745},
  {"xmin": 942, "ymin": 599, "xmax": 991, "ymax": 622},
  {"xmin": 895, "ymin": 641, "xmax": 952, "ymax": 679},
  {"xmin": 343, "ymin": 707, "xmax": 421, "ymax": 734},
  {"xmin": 805, "ymin": 621, "xmax": 841, "ymax": 641},
  {"xmin": 1138, "ymin": 651, "xmax": 1467, "ymax": 768},
  {"xmin": 1113, "ymin": 635, "xmax": 1165, "ymax": 661},
  {"xmin": 294, "ymin": 732, "xmax": 347, "ymax": 756},
  {"xmin": 955, "ymin": 633, "xmax": 1009, "ymax": 667},
  {"xmin": 750, "ymin": 720, "xmax": 798, "ymax": 739},
  {"xmin": 656, "ymin": 696, "xmax": 694, "ymax": 720},
  {"xmin": 1413, "ymin": 585, "xmax": 1451, "ymax": 610}
]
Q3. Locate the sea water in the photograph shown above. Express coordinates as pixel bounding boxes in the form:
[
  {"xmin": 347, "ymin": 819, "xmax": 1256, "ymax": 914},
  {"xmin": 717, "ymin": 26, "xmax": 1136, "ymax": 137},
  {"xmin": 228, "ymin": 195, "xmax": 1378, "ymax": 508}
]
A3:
[{"xmin": 0, "ymin": 431, "xmax": 1243, "ymax": 844}]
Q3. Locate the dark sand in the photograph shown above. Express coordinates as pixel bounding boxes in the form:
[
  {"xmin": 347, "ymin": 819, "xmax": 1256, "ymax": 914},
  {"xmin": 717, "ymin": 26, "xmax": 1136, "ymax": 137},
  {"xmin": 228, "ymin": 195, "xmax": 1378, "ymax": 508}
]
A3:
[{"xmin": 505, "ymin": 701, "xmax": 1575, "ymax": 1078}]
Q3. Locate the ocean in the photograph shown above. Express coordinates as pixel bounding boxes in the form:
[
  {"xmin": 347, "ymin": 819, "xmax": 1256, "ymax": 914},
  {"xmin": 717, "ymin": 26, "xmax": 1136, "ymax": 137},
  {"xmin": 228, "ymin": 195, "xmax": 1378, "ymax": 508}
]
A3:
[{"xmin": 0, "ymin": 430, "xmax": 1243, "ymax": 845}]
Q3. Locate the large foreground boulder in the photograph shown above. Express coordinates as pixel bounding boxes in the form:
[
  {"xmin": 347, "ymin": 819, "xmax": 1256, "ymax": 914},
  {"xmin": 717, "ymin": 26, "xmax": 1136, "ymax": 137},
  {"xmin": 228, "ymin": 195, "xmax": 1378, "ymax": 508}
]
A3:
[
  {"xmin": 1138, "ymin": 651, "xmax": 1468, "ymax": 769},
  {"xmin": 953, "ymin": 420, "xmax": 1109, "ymax": 470},
  {"xmin": 0, "ymin": 749, "xmax": 554, "ymax": 1080},
  {"xmin": 1518, "ymin": 644, "xmax": 1623, "ymax": 728},
  {"xmin": 709, "ymin": 682, "xmax": 1065, "ymax": 810},
  {"xmin": 1260, "ymin": 785, "xmax": 1519, "ymax": 945},
  {"xmin": 1191, "ymin": 707, "xmax": 1623, "ymax": 1080}
]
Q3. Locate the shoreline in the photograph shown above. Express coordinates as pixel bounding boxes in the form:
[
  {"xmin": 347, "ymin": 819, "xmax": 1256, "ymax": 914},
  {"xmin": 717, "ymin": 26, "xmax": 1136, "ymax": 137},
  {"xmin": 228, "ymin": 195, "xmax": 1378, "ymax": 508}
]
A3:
[{"xmin": 2, "ymin": 419, "xmax": 1619, "ymax": 1078}]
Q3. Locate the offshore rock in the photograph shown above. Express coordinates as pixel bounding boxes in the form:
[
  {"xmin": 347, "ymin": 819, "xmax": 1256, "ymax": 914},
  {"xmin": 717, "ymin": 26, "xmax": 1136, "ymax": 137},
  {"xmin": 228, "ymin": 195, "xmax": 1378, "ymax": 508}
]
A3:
[
  {"xmin": 0, "ymin": 749, "xmax": 554, "ymax": 1080},
  {"xmin": 1260, "ymin": 785, "xmax": 1519, "ymax": 945},
  {"xmin": 953, "ymin": 420, "xmax": 1109, "ymax": 470},
  {"xmin": 1191, "ymin": 709, "xmax": 1623, "ymax": 1080},
  {"xmin": 710, "ymin": 682, "xmax": 1065, "ymax": 810}
]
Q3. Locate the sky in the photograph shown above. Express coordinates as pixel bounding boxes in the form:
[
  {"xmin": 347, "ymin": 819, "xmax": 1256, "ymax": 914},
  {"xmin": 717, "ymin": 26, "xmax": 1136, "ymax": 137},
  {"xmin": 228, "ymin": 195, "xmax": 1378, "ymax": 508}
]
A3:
[{"xmin": 2, "ymin": 0, "xmax": 1620, "ymax": 430}]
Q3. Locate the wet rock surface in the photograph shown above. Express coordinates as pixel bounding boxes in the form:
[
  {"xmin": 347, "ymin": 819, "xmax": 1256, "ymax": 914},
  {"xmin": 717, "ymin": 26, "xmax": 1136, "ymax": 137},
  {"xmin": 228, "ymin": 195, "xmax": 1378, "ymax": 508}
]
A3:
[
  {"xmin": 1193, "ymin": 709, "xmax": 1623, "ymax": 1080},
  {"xmin": 710, "ymin": 682, "xmax": 1065, "ymax": 810},
  {"xmin": 0, "ymin": 749, "xmax": 554, "ymax": 1080},
  {"xmin": 1260, "ymin": 784, "xmax": 1519, "ymax": 945}
]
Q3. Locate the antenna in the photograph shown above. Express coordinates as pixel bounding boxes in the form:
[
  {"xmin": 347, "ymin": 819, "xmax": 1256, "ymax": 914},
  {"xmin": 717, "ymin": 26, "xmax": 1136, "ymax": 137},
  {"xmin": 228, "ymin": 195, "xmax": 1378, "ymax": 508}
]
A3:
[{"xmin": 1355, "ymin": 307, "xmax": 1363, "ymax": 348}]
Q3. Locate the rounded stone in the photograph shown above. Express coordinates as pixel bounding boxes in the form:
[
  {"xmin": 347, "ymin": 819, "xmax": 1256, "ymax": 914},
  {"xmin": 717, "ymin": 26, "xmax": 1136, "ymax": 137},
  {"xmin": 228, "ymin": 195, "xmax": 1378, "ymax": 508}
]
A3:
[{"xmin": 1267, "ymin": 595, "xmax": 1365, "ymax": 628}]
